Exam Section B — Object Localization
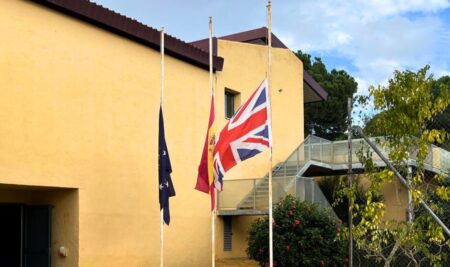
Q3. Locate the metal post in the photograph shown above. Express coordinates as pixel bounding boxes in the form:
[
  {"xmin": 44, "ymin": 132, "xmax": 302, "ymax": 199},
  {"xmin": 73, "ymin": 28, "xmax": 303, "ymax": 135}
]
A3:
[
  {"xmin": 347, "ymin": 97, "xmax": 353, "ymax": 267},
  {"xmin": 253, "ymin": 179, "xmax": 257, "ymax": 209},
  {"xmin": 209, "ymin": 17, "xmax": 216, "ymax": 267},
  {"xmin": 159, "ymin": 27, "xmax": 165, "ymax": 267},
  {"xmin": 407, "ymin": 166, "xmax": 414, "ymax": 222},
  {"xmin": 266, "ymin": 2, "xmax": 274, "ymax": 266},
  {"xmin": 331, "ymin": 140, "xmax": 334, "ymax": 163},
  {"xmin": 308, "ymin": 140, "xmax": 312, "ymax": 160},
  {"xmin": 294, "ymin": 176, "xmax": 297, "ymax": 197}
]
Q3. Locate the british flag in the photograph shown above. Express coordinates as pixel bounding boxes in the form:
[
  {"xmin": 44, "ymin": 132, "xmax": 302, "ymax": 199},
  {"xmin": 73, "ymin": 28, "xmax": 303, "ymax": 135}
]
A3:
[{"xmin": 213, "ymin": 79, "xmax": 272, "ymax": 191}]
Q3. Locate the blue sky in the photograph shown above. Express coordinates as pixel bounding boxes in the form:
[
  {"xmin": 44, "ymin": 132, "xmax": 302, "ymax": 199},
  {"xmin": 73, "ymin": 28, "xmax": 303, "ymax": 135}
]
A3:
[{"xmin": 93, "ymin": 0, "xmax": 450, "ymax": 96}]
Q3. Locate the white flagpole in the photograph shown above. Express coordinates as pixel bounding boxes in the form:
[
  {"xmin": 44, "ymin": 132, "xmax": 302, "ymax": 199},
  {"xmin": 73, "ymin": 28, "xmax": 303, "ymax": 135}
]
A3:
[
  {"xmin": 209, "ymin": 16, "xmax": 216, "ymax": 267},
  {"xmin": 266, "ymin": 2, "xmax": 274, "ymax": 267},
  {"xmin": 160, "ymin": 26, "xmax": 165, "ymax": 267}
]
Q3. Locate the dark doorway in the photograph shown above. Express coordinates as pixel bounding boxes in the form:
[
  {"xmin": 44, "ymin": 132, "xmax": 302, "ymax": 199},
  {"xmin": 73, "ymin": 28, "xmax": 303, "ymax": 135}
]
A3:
[
  {"xmin": 0, "ymin": 204, "xmax": 52, "ymax": 267},
  {"xmin": 0, "ymin": 204, "xmax": 22, "ymax": 266}
]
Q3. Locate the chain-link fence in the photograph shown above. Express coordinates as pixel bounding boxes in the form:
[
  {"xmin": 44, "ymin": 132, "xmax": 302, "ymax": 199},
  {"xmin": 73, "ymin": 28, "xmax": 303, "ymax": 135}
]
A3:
[
  {"xmin": 345, "ymin": 125, "xmax": 450, "ymax": 266},
  {"xmin": 350, "ymin": 173, "xmax": 450, "ymax": 267}
]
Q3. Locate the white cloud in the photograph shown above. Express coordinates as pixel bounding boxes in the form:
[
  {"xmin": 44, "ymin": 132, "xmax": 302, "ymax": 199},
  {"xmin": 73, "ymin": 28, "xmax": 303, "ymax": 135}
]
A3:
[
  {"xmin": 275, "ymin": 0, "xmax": 450, "ymax": 95},
  {"xmin": 434, "ymin": 68, "xmax": 450, "ymax": 77},
  {"xmin": 361, "ymin": 0, "xmax": 450, "ymax": 16}
]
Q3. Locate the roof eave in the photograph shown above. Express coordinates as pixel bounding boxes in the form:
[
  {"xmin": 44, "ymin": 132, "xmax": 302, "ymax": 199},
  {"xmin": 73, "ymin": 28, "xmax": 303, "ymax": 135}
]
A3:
[
  {"xmin": 31, "ymin": 0, "xmax": 224, "ymax": 71},
  {"xmin": 303, "ymin": 70, "xmax": 328, "ymax": 101}
]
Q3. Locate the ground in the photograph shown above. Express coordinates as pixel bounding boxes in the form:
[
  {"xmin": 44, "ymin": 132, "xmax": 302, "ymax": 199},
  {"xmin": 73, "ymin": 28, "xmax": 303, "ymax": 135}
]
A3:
[{"xmin": 217, "ymin": 258, "xmax": 260, "ymax": 267}]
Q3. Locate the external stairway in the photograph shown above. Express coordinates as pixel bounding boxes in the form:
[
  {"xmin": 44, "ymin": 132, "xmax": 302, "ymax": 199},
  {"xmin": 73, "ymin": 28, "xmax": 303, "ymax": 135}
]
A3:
[{"xmin": 217, "ymin": 135, "xmax": 450, "ymax": 216}]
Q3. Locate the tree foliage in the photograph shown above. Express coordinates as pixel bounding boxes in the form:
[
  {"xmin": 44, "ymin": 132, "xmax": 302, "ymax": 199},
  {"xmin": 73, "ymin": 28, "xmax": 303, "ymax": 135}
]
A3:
[
  {"xmin": 429, "ymin": 76, "xmax": 450, "ymax": 149},
  {"xmin": 295, "ymin": 50, "xmax": 358, "ymax": 141},
  {"xmin": 318, "ymin": 176, "xmax": 382, "ymax": 226},
  {"xmin": 247, "ymin": 195, "xmax": 347, "ymax": 267},
  {"xmin": 349, "ymin": 65, "xmax": 450, "ymax": 266}
]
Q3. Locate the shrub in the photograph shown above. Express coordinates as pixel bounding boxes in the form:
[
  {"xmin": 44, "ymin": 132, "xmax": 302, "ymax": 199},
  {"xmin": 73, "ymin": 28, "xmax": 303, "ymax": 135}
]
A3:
[{"xmin": 247, "ymin": 195, "xmax": 347, "ymax": 267}]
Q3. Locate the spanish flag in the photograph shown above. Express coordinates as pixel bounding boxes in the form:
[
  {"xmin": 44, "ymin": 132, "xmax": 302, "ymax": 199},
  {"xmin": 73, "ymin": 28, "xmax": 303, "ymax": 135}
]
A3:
[{"xmin": 195, "ymin": 96, "xmax": 216, "ymax": 210}]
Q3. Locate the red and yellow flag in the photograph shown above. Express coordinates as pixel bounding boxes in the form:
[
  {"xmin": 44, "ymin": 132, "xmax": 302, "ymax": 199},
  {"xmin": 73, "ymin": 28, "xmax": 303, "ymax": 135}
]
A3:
[{"xmin": 195, "ymin": 96, "xmax": 216, "ymax": 210}]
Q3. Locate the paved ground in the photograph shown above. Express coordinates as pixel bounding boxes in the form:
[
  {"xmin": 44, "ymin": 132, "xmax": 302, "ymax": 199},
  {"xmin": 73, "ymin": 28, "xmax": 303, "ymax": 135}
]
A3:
[{"xmin": 216, "ymin": 258, "xmax": 259, "ymax": 267}]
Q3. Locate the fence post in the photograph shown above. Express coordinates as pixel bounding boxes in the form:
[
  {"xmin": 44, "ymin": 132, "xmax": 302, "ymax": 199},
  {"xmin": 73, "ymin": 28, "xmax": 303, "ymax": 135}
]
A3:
[
  {"xmin": 320, "ymin": 138, "xmax": 323, "ymax": 161},
  {"xmin": 253, "ymin": 179, "xmax": 256, "ymax": 209},
  {"xmin": 347, "ymin": 97, "xmax": 354, "ymax": 267},
  {"xmin": 294, "ymin": 176, "xmax": 297, "ymax": 197},
  {"xmin": 407, "ymin": 166, "xmax": 414, "ymax": 222},
  {"xmin": 308, "ymin": 138, "xmax": 312, "ymax": 161}
]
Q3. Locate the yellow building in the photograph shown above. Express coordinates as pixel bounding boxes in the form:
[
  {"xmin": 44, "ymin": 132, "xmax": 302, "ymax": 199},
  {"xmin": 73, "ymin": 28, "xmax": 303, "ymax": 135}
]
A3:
[{"xmin": 0, "ymin": 0, "xmax": 328, "ymax": 266}]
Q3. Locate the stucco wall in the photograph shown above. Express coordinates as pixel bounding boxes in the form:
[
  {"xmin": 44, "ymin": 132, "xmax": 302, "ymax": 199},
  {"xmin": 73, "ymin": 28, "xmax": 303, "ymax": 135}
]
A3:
[
  {"xmin": 1, "ymin": 1, "xmax": 211, "ymax": 266},
  {"xmin": 215, "ymin": 40, "xmax": 304, "ymax": 180},
  {"xmin": 0, "ymin": 1, "xmax": 305, "ymax": 266},
  {"xmin": 215, "ymin": 40, "xmax": 305, "ymax": 259}
]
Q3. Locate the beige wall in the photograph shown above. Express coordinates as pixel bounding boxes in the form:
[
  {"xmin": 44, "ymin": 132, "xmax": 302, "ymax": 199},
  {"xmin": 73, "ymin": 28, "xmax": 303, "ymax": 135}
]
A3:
[
  {"xmin": 214, "ymin": 40, "xmax": 305, "ymax": 259},
  {"xmin": 1, "ymin": 1, "xmax": 210, "ymax": 266},
  {"xmin": 216, "ymin": 40, "xmax": 304, "ymax": 180},
  {"xmin": 356, "ymin": 175, "xmax": 408, "ymax": 221},
  {"xmin": 217, "ymin": 216, "xmax": 261, "ymax": 259},
  {"xmin": 0, "ymin": 1, "xmax": 306, "ymax": 266}
]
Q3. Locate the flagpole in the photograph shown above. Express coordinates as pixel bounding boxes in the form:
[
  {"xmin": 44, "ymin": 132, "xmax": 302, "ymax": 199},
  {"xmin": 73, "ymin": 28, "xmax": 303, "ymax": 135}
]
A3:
[
  {"xmin": 266, "ymin": 1, "xmax": 274, "ymax": 267},
  {"xmin": 209, "ymin": 16, "xmax": 216, "ymax": 267},
  {"xmin": 160, "ymin": 26, "xmax": 165, "ymax": 267}
]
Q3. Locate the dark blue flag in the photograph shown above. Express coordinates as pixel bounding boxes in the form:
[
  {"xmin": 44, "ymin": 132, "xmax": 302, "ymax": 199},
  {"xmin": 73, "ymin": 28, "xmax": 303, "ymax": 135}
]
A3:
[{"xmin": 159, "ymin": 106, "xmax": 175, "ymax": 225}]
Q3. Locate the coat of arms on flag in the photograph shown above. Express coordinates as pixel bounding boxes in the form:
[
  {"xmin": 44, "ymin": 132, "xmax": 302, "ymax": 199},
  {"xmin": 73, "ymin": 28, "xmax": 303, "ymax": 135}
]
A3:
[
  {"xmin": 213, "ymin": 79, "xmax": 272, "ymax": 191},
  {"xmin": 195, "ymin": 96, "xmax": 217, "ymax": 210}
]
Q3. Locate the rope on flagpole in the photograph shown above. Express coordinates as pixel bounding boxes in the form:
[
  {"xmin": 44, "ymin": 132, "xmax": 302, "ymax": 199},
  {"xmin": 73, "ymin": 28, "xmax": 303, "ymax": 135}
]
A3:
[
  {"xmin": 160, "ymin": 26, "xmax": 165, "ymax": 267},
  {"xmin": 266, "ymin": 1, "xmax": 274, "ymax": 267},
  {"xmin": 209, "ymin": 16, "xmax": 216, "ymax": 267}
]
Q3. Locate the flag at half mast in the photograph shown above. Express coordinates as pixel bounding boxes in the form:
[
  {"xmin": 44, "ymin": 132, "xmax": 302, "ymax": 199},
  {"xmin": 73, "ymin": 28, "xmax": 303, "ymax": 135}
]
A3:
[
  {"xmin": 195, "ymin": 96, "xmax": 216, "ymax": 210},
  {"xmin": 213, "ymin": 80, "xmax": 272, "ymax": 189},
  {"xmin": 159, "ymin": 105, "xmax": 176, "ymax": 225}
]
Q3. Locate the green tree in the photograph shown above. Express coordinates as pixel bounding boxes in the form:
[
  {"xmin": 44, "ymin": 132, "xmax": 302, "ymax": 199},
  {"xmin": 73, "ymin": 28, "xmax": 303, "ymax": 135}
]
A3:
[
  {"xmin": 429, "ymin": 76, "xmax": 450, "ymax": 149},
  {"xmin": 295, "ymin": 50, "xmax": 358, "ymax": 141},
  {"xmin": 349, "ymin": 65, "xmax": 450, "ymax": 266},
  {"xmin": 364, "ymin": 75, "xmax": 450, "ymax": 145},
  {"xmin": 318, "ymin": 176, "xmax": 382, "ymax": 226}
]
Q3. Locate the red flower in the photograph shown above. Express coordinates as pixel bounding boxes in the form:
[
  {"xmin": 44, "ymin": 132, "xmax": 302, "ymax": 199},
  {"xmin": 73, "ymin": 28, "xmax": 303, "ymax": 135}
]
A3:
[
  {"xmin": 338, "ymin": 219, "xmax": 343, "ymax": 224},
  {"xmin": 337, "ymin": 227, "xmax": 341, "ymax": 233},
  {"xmin": 320, "ymin": 260, "xmax": 325, "ymax": 266},
  {"xmin": 288, "ymin": 210, "xmax": 293, "ymax": 216},
  {"xmin": 292, "ymin": 219, "xmax": 300, "ymax": 227}
]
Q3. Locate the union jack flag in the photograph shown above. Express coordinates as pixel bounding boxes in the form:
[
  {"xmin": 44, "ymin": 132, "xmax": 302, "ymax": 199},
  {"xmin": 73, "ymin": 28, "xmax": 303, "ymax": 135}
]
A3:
[{"xmin": 213, "ymin": 79, "xmax": 272, "ymax": 191}]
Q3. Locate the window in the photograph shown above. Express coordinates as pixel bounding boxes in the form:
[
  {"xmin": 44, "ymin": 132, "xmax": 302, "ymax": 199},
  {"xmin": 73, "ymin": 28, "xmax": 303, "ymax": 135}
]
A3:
[
  {"xmin": 223, "ymin": 216, "xmax": 232, "ymax": 251},
  {"xmin": 224, "ymin": 89, "xmax": 240, "ymax": 119}
]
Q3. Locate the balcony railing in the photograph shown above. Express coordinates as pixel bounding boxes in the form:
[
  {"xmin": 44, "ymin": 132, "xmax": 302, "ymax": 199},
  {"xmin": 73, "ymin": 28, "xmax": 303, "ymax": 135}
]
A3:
[
  {"xmin": 218, "ymin": 176, "xmax": 336, "ymax": 217},
  {"xmin": 217, "ymin": 135, "xmax": 450, "ymax": 216}
]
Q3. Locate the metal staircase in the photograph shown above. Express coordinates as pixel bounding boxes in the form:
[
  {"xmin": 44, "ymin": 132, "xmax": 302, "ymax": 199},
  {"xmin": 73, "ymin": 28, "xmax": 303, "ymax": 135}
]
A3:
[{"xmin": 217, "ymin": 135, "xmax": 450, "ymax": 216}]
